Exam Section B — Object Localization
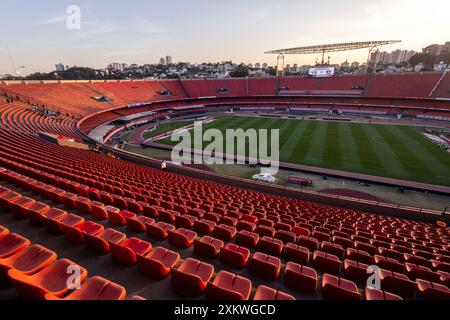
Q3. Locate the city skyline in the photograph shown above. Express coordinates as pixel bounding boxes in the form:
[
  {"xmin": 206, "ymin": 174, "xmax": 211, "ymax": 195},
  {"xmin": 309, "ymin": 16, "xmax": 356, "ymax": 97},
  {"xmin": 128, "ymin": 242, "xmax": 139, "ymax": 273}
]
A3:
[{"xmin": 1, "ymin": 0, "xmax": 449, "ymax": 75}]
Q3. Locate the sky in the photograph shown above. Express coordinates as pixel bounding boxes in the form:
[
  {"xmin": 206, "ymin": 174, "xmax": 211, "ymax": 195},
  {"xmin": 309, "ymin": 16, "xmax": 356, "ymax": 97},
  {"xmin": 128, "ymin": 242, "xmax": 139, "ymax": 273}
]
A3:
[{"xmin": 0, "ymin": 0, "xmax": 449, "ymax": 75}]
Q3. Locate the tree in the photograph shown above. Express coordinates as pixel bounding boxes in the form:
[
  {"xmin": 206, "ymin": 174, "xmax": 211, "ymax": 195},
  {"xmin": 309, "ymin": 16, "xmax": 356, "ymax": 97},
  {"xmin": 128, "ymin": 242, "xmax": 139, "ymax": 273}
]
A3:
[
  {"xmin": 409, "ymin": 53, "xmax": 436, "ymax": 67},
  {"xmin": 230, "ymin": 64, "xmax": 249, "ymax": 78}
]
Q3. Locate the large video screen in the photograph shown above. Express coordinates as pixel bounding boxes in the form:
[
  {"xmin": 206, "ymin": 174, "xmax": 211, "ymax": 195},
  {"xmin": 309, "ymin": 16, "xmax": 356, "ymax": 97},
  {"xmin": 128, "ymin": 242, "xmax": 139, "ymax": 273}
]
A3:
[{"xmin": 308, "ymin": 67, "xmax": 335, "ymax": 78}]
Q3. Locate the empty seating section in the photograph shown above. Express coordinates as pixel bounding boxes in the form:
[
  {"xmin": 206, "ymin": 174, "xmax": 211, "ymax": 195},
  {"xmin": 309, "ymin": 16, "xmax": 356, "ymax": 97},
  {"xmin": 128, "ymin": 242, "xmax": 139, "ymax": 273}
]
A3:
[
  {"xmin": 366, "ymin": 73, "xmax": 442, "ymax": 98},
  {"xmin": 1, "ymin": 75, "xmax": 450, "ymax": 300}
]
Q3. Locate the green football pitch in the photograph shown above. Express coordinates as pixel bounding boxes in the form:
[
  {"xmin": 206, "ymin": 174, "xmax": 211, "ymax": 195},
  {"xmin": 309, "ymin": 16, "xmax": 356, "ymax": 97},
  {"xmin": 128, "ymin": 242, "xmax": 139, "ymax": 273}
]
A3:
[{"xmin": 158, "ymin": 115, "xmax": 450, "ymax": 186}]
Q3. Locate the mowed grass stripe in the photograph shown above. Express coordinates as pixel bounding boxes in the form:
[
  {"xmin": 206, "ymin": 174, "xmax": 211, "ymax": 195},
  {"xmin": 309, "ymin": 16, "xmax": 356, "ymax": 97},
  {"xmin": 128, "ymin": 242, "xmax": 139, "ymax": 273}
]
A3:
[
  {"xmin": 295, "ymin": 121, "xmax": 319, "ymax": 163},
  {"xmin": 322, "ymin": 121, "xmax": 342, "ymax": 167},
  {"xmin": 348, "ymin": 124, "xmax": 386, "ymax": 175},
  {"xmin": 280, "ymin": 120, "xmax": 309, "ymax": 160},
  {"xmin": 399, "ymin": 126, "xmax": 450, "ymax": 169},
  {"xmin": 361, "ymin": 124, "xmax": 407, "ymax": 178},
  {"xmin": 302, "ymin": 121, "xmax": 328, "ymax": 166},
  {"xmin": 373, "ymin": 124, "xmax": 434, "ymax": 179},
  {"xmin": 338, "ymin": 123, "xmax": 364, "ymax": 172}
]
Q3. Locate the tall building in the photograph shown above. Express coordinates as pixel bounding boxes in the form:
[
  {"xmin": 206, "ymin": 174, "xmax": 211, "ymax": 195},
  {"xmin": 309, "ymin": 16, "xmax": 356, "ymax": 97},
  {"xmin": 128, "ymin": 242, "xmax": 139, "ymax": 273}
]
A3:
[
  {"xmin": 109, "ymin": 63, "xmax": 122, "ymax": 72},
  {"xmin": 262, "ymin": 63, "xmax": 268, "ymax": 69},
  {"xmin": 423, "ymin": 42, "xmax": 450, "ymax": 56},
  {"xmin": 55, "ymin": 63, "xmax": 65, "ymax": 72},
  {"xmin": 370, "ymin": 49, "xmax": 417, "ymax": 65},
  {"xmin": 166, "ymin": 56, "xmax": 173, "ymax": 65},
  {"xmin": 159, "ymin": 57, "xmax": 166, "ymax": 65},
  {"xmin": 255, "ymin": 63, "xmax": 261, "ymax": 69}
]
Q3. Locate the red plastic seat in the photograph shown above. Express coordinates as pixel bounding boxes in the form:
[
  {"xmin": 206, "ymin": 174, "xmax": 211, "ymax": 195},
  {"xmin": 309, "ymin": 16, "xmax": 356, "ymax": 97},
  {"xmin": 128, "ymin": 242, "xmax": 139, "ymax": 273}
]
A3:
[
  {"xmin": 168, "ymin": 228, "xmax": 197, "ymax": 249},
  {"xmin": 284, "ymin": 262, "xmax": 318, "ymax": 294},
  {"xmin": 0, "ymin": 191, "xmax": 21, "ymax": 210},
  {"xmin": 85, "ymin": 229, "xmax": 126, "ymax": 254},
  {"xmin": 0, "ymin": 233, "xmax": 31, "ymax": 259},
  {"xmin": 207, "ymin": 271, "xmax": 252, "ymax": 300},
  {"xmin": 313, "ymin": 251, "xmax": 341, "ymax": 276},
  {"xmin": 41, "ymin": 208, "xmax": 68, "ymax": 234},
  {"xmin": 63, "ymin": 221, "xmax": 104, "ymax": 244},
  {"xmin": 236, "ymin": 230, "xmax": 259, "ymax": 248},
  {"xmin": 212, "ymin": 224, "xmax": 237, "ymax": 241},
  {"xmin": 194, "ymin": 219, "xmax": 216, "ymax": 235},
  {"xmin": 91, "ymin": 202, "xmax": 108, "ymax": 220},
  {"xmin": 257, "ymin": 236, "xmax": 283, "ymax": 256},
  {"xmin": 297, "ymin": 235, "xmax": 319, "ymax": 252},
  {"xmin": 9, "ymin": 196, "xmax": 36, "ymax": 219},
  {"xmin": 321, "ymin": 274, "xmax": 361, "ymax": 300},
  {"xmin": 373, "ymin": 255, "xmax": 404, "ymax": 273},
  {"xmin": 171, "ymin": 258, "xmax": 214, "ymax": 296},
  {"xmin": 284, "ymin": 243, "xmax": 310, "ymax": 265},
  {"xmin": 147, "ymin": 222, "xmax": 176, "ymax": 241},
  {"xmin": 160, "ymin": 210, "xmax": 180, "ymax": 223},
  {"xmin": 365, "ymin": 287, "xmax": 403, "ymax": 300},
  {"xmin": 275, "ymin": 230, "xmax": 296, "ymax": 245},
  {"xmin": 45, "ymin": 276, "xmax": 126, "ymax": 300},
  {"xmin": 378, "ymin": 269, "xmax": 417, "ymax": 298},
  {"xmin": 24, "ymin": 202, "xmax": 50, "ymax": 225},
  {"xmin": 126, "ymin": 216, "xmax": 155, "ymax": 233},
  {"xmin": 253, "ymin": 285, "xmax": 295, "ymax": 300},
  {"xmin": 176, "ymin": 215, "xmax": 198, "ymax": 229},
  {"xmin": 0, "ymin": 245, "xmax": 56, "ymax": 281},
  {"xmin": 249, "ymin": 252, "xmax": 281, "ymax": 281},
  {"xmin": 343, "ymin": 259, "xmax": 370, "ymax": 282},
  {"xmin": 111, "ymin": 238, "xmax": 152, "ymax": 266},
  {"xmin": 75, "ymin": 197, "xmax": 92, "ymax": 215},
  {"xmin": 416, "ymin": 279, "xmax": 450, "ymax": 300},
  {"xmin": 138, "ymin": 247, "xmax": 180, "ymax": 279},
  {"xmin": 237, "ymin": 220, "xmax": 256, "ymax": 232},
  {"xmin": 8, "ymin": 259, "xmax": 88, "ymax": 300},
  {"xmin": 255, "ymin": 225, "xmax": 275, "ymax": 238},
  {"xmin": 346, "ymin": 247, "xmax": 373, "ymax": 265},
  {"xmin": 332, "ymin": 235, "xmax": 353, "ymax": 249},
  {"xmin": 0, "ymin": 226, "xmax": 9, "ymax": 239},
  {"xmin": 220, "ymin": 244, "xmax": 251, "ymax": 269},
  {"xmin": 321, "ymin": 241, "xmax": 345, "ymax": 259},
  {"xmin": 109, "ymin": 210, "xmax": 136, "ymax": 227},
  {"xmin": 194, "ymin": 236, "xmax": 223, "ymax": 258},
  {"xmin": 405, "ymin": 263, "xmax": 440, "ymax": 283}
]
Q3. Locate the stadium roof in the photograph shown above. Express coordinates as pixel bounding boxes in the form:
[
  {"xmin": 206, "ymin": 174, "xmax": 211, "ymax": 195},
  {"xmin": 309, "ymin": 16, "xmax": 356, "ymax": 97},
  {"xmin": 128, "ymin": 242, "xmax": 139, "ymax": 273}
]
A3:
[{"xmin": 265, "ymin": 40, "xmax": 401, "ymax": 55}]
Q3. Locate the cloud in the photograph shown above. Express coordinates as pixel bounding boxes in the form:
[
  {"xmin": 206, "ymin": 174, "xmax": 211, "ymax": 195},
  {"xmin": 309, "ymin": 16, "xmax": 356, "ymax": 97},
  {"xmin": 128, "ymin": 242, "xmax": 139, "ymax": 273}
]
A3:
[
  {"xmin": 134, "ymin": 16, "xmax": 164, "ymax": 34},
  {"xmin": 35, "ymin": 15, "xmax": 67, "ymax": 26}
]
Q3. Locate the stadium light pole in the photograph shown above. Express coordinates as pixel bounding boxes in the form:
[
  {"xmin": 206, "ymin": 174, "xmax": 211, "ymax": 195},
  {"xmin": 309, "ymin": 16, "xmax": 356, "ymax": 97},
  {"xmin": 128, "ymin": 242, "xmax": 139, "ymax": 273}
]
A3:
[{"xmin": 276, "ymin": 53, "xmax": 285, "ymax": 77}]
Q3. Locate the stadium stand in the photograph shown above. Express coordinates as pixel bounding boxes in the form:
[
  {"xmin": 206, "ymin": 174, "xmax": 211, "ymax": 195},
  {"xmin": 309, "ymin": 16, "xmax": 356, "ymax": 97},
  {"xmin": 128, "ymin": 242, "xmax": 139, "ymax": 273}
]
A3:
[{"xmin": 0, "ymin": 74, "xmax": 450, "ymax": 300}]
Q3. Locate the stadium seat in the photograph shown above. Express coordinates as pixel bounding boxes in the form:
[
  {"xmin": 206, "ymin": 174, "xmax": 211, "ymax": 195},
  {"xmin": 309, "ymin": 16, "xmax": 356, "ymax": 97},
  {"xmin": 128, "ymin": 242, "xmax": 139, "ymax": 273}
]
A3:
[
  {"xmin": 321, "ymin": 241, "xmax": 345, "ymax": 259},
  {"xmin": 313, "ymin": 251, "xmax": 341, "ymax": 275},
  {"xmin": 171, "ymin": 258, "xmax": 214, "ymax": 295},
  {"xmin": 0, "ymin": 233, "xmax": 31, "ymax": 259},
  {"xmin": 220, "ymin": 244, "xmax": 250, "ymax": 269},
  {"xmin": 63, "ymin": 221, "xmax": 104, "ymax": 244},
  {"xmin": 284, "ymin": 262, "xmax": 318, "ymax": 294},
  {"xmin": 236, "ymin": 230, "xmax": 259, "ymax": 248},
  {"xmin": 297, "ymin": 235, "xmax": 319, "ymax": 252},
  {"xmin": 373, "ymin": 255, "xmax": 404, "ymax": 273},
  {"xmin": 284, "ymin": 243, "xmax": 310, "ymax": 265},
  {"xmin": 0, "ymin": 245, "xmax": 56, "ymax": 281},
  {"xmin": 378, "ymin": 269, "xmax": 417, "ymax": 298},
  {"xmin": 257, "ymin": 236, "xmax": 283, "ymax": 256},
  {"xmin": 168, "ymin": 228, "xmax": 197, "ymax": 249},
  {"xmin": 138, "ymin": 247, "xmax": 180, "ymax": 279},
  {"xmin": 84, "ymin": 229, "xmax": 126, "ymax": 254},
  {"xmin": 147, "ymin": 222, "xmax": 176, "ymax": 241},
  {"xmin": 194, "ymin": 236, "xmax": 223, "ymax": 258},
  {"xmin": 8, "ymin": 259, "xmax": 88, "ymax": 300},
  {"xmin": 207, "ymin": 271, "xmax": 252, "ymax": 300},
  {"xmin": 126, "ymin": 216, "xmax": 155, "ymax": 233},
  {"xmin": 194, "ymin": 219, "xmax": 216, "ymax": 235},
  {"xmin": 364, "ymin": 287, "xmax": 403, "ymax": 300},
  {"xmin": 23, "ymin": 202, "xmax": 50, "ymax": 225},
  {"xmin": 321, "ymin": 274, "xmax": 361, "ymax": 300},
  {"xmin": 109, "ymin": 210, "xmax": 136, "ymax": 227},
  {"xmin": 405, "ymin": 263, "xmax": 440, "ymax": 283},
  {"xmin": 346, "ymin": 248, "xmax": 373, "ymax": 265},
  {"xmin": 249, "ymin": 252, "xmax": 281, "ymax": 281},
  {"xmin": 343, "ymin": 259, "xmax": 370, "ymax": 282},
  {"xmin": 0, "ymin": 226, "xmax": 8, "ymax": 239},
  {"xmin": 255, "ymin": 225, "xmax": 275, "ymax": 238},
  {"xmin": 45, "ymin": 276, "xmax": 126, "ymax": 300},
  {"xmin": 213, "ymin": 224, "xmax": 237, "ymax": 241},
  {"xmin": 41, "ymin": 208, "xmax": 68, "ymax": 234},
  {"xmin": 111, "ymin": 238, "xmax": 152, "ymax": 266},
  {"xmin": 416, "ymin": 279, "xmax": 450, "ymax": 300},
  {"xmin": 253, "ymin": 285, "xmax": 295, "ymax": 300}
]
